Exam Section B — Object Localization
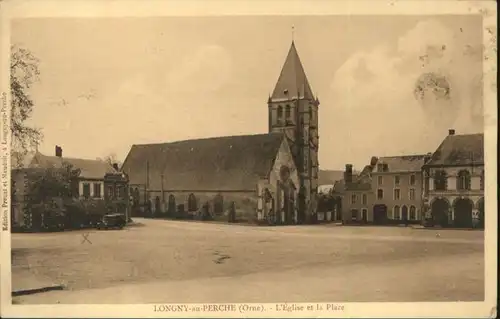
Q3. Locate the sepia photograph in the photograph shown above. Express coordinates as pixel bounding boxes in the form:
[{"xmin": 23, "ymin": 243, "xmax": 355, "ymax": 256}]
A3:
[{"xmin": 0, "ymin": 0, "xmax": 497, "ymax": 318}]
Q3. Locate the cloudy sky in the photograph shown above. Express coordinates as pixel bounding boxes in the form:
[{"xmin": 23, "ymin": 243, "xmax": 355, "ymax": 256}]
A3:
[{"xmin": 11, "ymin": 15, "xmax": 483, "ymax": 170}]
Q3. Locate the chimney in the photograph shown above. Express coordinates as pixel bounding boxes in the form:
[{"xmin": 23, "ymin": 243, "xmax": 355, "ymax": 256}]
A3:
[
  {"xmin": 55, "ymin": 145, "xmax": 62, "ymax": 157},
  {"xmin": 448, "ymin": 129, "xmax": 455, "ymax": 136},
  {"xmin": 344, "ymin": 164, "xmax": 353, "ymax": 184},
  {"xmin": 112, "ymin": 163, "xmax": 119, "ymax": 171},
  {"xmin": 424, "ymin": 152, "xmax": 432, "ymax": 163}
]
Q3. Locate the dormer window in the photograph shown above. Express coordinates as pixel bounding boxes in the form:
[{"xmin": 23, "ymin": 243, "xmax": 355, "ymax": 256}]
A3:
[
  {"xmin": 277, "ymin": 105, "xmax": 283, "ymax": 118},
  {"xmin": 285, "ymin": 105, "xmax": 291, "ymax": 119}
]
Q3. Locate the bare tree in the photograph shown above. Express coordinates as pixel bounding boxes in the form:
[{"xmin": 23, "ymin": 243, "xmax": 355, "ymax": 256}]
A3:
[
  {"xmin": 11, "ymin": 45, "xmax": 43, "ymax": 166},
  {"xmin": 100, "ymin": 153, "xmax": 123, "ymax": 169}
]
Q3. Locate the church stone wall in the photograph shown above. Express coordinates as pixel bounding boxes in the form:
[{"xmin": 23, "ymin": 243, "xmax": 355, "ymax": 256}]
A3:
[{"xmin": 145, "ymin": 190, "xmax": 259, "ymax": 222}]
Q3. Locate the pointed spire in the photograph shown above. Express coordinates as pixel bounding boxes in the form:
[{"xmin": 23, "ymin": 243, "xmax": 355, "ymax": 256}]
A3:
[{"xmin": 271, "ymin": 41, "xmax": 314, "ymax": 101}]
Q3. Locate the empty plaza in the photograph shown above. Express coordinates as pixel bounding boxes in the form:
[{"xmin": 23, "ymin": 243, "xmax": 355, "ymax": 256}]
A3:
[{"xmin": 11, "ymin": 219, "xmax": 484, "ymax": 304}]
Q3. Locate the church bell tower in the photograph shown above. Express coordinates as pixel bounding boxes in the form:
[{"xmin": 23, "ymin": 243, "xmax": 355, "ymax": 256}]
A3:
[{"xmin": 268, "ymin": 40, "xmax": 319, "ymax": 223}]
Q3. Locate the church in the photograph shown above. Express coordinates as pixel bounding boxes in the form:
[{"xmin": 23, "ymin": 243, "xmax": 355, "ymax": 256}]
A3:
[{"xmin": 121, "ymin": 41, "xmax": 320, "ymax": 224}]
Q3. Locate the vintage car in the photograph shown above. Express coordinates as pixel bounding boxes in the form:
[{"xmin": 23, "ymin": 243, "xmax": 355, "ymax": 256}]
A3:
[{"xmin": 96, "ymin": 213, "xmax": 126, "ymax": 230}]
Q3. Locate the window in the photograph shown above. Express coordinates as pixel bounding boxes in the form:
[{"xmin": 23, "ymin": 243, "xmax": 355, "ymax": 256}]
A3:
[
  {"xmin": 108, "ymin": 185, "xmax": 114, "ymax": 199},
  {"xmin": 410, "ymin": 174, "xmax": 416, "ymax": 186},
  {"xmin": 480, "ymin": 170, "xmax": 485, "ymax": 190},
  {"xmin": 351, "ymin": 209, "xmax": 358, "ymax": 220},
  {"xmin": 433, "ymin": 170, "xmax": 447, "ymax": 190},
  {"xmin": 188, "ymin": 193, "xmax": 198, "ymax": 211},
  {"xmin": 377, "ymin": 189, "xmax": 384, "ymax": 200},
  {"xmin": 377, "ymin": 176, "xmax": 383, "ymax": 185},
  {"xmin": 393, "ymin": 188, "xmax": 401, "ymax": 200},
  {"xmin": 213, "ymin": 194, "xmax": 224, "ymax": 215},
  {"xmin": 393, "ymin": 205, "xmax": 401, "ymax": 219},
  {"xmin": 82, "ymin": 183, "xmax": 90, "ymax": 198},
  {"xmin": 168, "ymin": 195, "xmax": 176, "ymax": 213},
  {"xmin": 377, "ymin": 164, "xmax": 384, "ymax": 172},
  {"xmin": 457, "ymin": 170, "xmax": 471, "ymax": 190},
  {"xmin": 362, "ymin": 194, "xmax": 367, "ymax": 205},
  {"xmin": 394, "ymin": 175, "xmax": 400, "ymax": 186},
  {"xmin": 93, "ymin": 183, "xmax": 101, "ymax": 198},
  {"xmin": 277, "ymin": 105, "xmax": 283, "ymax": 119},
  {"xmin": 409, "ymin": 206, "xmax": 417, "ymax": 220},
  {"xmin": 285, "ymin": 105, "xmax": 291, "ymax": 119},
  {"xmin": 116, "ymin": 185, "xmax": 124, "ymax": 199},
  {"xmin": 351, "ymin": 194, "xmax": 357, "ymax": 204},
  {"xmin": 409, "ymin": 188, "xmax": 415, "ymax": 200},
  {"xmin": 383, "ymin": 164, "xmax": 389, "ymax": 172}
]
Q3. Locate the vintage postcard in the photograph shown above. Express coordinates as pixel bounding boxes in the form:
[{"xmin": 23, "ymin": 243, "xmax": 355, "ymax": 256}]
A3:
[{"xmin": 0, "ymin": 0, "xmax": 497, "ymax": 318}]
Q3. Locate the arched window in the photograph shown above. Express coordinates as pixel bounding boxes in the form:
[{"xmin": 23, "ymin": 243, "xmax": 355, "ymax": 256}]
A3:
[
  {"xmin": 155, "ymin": 196, "xmax": 161, "ymax": 213},
  {"xmin": 277, "ymin": 105, "xmax": 283, "ymax": 119},
  {"xmin": 168, "ymin": 194, "xmax": 176, "ymax": 213},
  {"xmin": 409, "ymin": 205, "xmax": 416, "ymax": 220},
  {"xmin": 188, "ymin": 193, "xmax": 198, "ymax": 211},
  {"xmin": 457, "ymin": 170, "xmax": 471, "ymax": 190},
  {"xmin": 285, "ymin": 105, "xmax": 291, "ymax": 119},
  {"xmin": 393, "ymin": 205, "xmax": 401, "ymax": 220},
  {"xmin": 213, "ymin": 194, "xmax": 224, "ymax": 215},
  {"xmin": 133, "ymin": 187, "xmax": 140, "ymax": 206},
  {"xmin": 480, "ymin": 170, "xmax": 485, "ymax": 190},
  {"xmin": 433, "ymin": 170, "xmax": 448, "ymax": 190}
]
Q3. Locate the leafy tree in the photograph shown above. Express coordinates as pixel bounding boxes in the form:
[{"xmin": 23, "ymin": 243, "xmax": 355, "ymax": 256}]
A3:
[
  {"xmin": 11, "ymin": 45, "xmax": 43, "ymax": 163},
  {"xmin": 25, "ymin": 162, "xmax": 81, "ymax": 230},
  {"xmin": 27, "ymin": 162, "xmax": 81, "ymax": 203}
]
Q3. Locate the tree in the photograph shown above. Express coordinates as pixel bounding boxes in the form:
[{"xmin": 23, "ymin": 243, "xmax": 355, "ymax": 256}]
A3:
[
  {"xmin": 26, "ymin": 162, "xmax": 81, "ymax": 230},
  {"xmin": 28, "ymin": 162, "xmax": 81, "ymax": 203},
  {"xmin": 11, "ymin": 45, "xmax": 43, "ymax": 162},
  {"xmin": 99, "ymin": 153, "xmax": 122, "ymax": 169}
]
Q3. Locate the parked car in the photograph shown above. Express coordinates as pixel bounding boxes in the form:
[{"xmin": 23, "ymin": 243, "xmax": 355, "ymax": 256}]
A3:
[{"xmin": 96, "ymin": 213, "xmax": 126, "ymax": 230}]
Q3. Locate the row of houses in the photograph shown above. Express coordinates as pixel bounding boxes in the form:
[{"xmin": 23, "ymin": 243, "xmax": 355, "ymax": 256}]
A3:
[{"xmin": 335, "ymin": 129, "xmax": 484, "ymax": 228}]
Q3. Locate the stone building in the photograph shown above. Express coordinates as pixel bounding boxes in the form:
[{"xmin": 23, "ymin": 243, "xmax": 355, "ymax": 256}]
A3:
[
  {"xmin": 121, "ymin": 40, "xmax": 319, "ymax": 224},
  {"xmin": 267, "ymin": 41, "xmax": 320, "ymax": 223},
  {"xmin": 371, "ymin": 154, "xmax": 429, "ymax": 225},
  {"xmin": 340, "ymin": 163, "xmax": 374, "ymax": 224},
  {"xmin": 121, "ymin": 133, "xmax": 299, "ymax": 224},
  {"xmin": 422, "ymin": 129, "xmax": 484, "ymax": 228}
]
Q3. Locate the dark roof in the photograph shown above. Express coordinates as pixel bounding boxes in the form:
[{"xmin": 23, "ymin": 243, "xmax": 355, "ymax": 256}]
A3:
[
  {"xmin": 271, "ymin": 41, "xmax": 315, "ymax": 101},
  {"xmin": 425, "ymin": 133, "xmax": 484, "ymax": 166},
  {"xmin": 29, "ymin": 152, "xmax": 118, "ymax": 179},
  {"xmin": 121, "ymin": 133, "xmax": 285, "ymax": 191},
  {"xmin": 373, "ymin": 155, "xmax": 428, "ymax": 173}
]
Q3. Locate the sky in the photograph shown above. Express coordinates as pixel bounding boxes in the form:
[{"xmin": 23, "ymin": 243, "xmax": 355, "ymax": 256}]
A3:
[{"xmin": 11, "ymin": 15, "xmax": 484, "ymax": 170}]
